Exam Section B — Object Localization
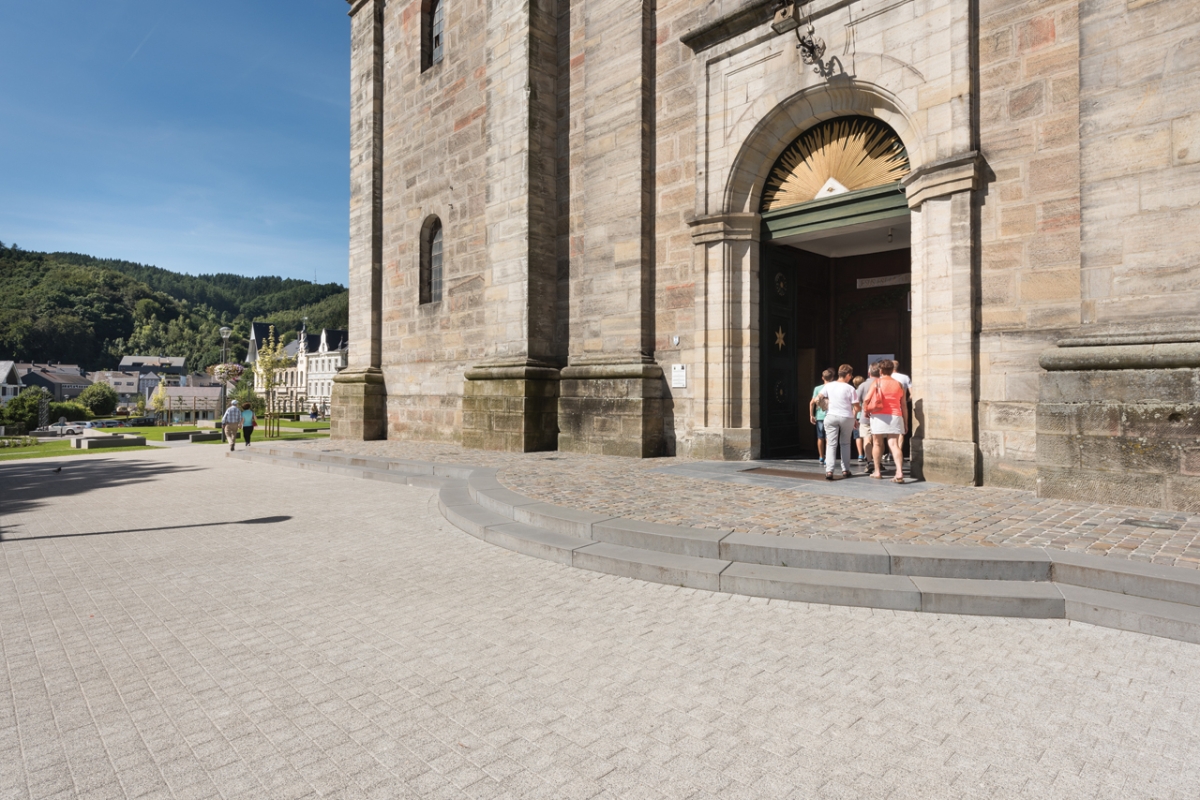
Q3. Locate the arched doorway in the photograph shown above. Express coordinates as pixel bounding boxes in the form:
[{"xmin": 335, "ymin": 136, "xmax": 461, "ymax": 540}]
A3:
[{"xmin": 758, "ymin": 116, "xmax": 913, "ymax": 458}]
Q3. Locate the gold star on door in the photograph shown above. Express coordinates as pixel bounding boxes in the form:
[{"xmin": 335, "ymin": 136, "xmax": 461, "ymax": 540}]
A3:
[{"xmin": 775, "ymin": 327, "xmax": 786, "ymax": 350}]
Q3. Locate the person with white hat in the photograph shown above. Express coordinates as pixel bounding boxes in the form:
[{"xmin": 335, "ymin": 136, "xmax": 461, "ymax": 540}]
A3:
[{"xmin": 221, "ymin": 399, "xmax": 242, "ymax": 452}]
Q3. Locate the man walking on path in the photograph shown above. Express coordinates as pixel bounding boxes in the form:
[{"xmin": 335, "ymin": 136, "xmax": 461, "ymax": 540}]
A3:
[
  {"xmin": 818, "ymin": 364, "xmax": 861, "ymax": 480},
  {"xmin": 221, "ymin": 399, "xmax": 242, "ymax": 452}
]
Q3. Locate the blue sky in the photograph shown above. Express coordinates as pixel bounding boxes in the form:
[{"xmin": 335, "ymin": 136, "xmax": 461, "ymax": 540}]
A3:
[{"xmin": 0, "ymin": 1, "xmax": 350, "ymax": 286}]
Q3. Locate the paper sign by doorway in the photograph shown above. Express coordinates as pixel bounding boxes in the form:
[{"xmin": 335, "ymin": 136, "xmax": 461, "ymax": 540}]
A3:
[
  {"xmin": 671, "ymin": 364, "xmax": 687, "ymax": 388},
  {"xmin": 857, "ymin": 273, "xmax": 911, "ymax": 289},
  {"xmin": 868, "ymin": 354, "xmax": 895, "ymax": 373}
]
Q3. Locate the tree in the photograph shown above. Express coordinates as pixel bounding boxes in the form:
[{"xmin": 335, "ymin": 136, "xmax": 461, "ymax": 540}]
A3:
[
  {"xmin": 135, "ymin": 394, "xmax": 146, "ymax": 415},
  {"xmin": 0, "ymin": 386, "xmax": 48, "ymax": 432},
  {"xmin": 252, "ymin": 325, "xmax": 291, "ymax": 438},
  {"xmin": 77, "ymin": 382, "xmax": 119, "ymax": 416},
  {"xmin": 149, "ymin": 379, "xmax": 168, "ymax": 421}
]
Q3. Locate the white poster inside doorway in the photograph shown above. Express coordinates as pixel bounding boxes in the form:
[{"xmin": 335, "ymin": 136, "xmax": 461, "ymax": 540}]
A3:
[{"xmin": 868, "ymin": 353, "xmax": 895, "ymax": 374}]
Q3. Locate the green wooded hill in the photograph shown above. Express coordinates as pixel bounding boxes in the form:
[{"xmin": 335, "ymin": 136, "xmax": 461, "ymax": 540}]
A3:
[{"xmin": 0, "ymin": 240, "xmax": 348, "ymax": 371}]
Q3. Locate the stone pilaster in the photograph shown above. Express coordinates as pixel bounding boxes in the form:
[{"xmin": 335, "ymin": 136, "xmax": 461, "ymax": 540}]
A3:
[
  {"xmin": 336, "ymin": 0, "xmax": 386, "ymax": 441},
  {"xmin": 1037, "ymin": 334, "xmax": 1200, "ymax": 511},
  {"xmin": 462, "ymin": 363, "xmax": 559, "ymax": 452},
  {"xmin": 331, "ymin": 368, "xmax": 387, "ymax": 441},
  {"xmin": 461, "ymin": 0, "xmax": 561, "ymax": 452},
  {"xmin": 559, "ymin": 0, "xmax": 660, "ymax": 456},
  {"xmin": 559, "ymin": 362, "xmax": 664, "ymax": 457},
  {"xmin": 904, "ymin": 153, "xmax": 985, "ymax": 484},
  {"xmin": 686, "ymin": 213, "xmax": 760, "ymax": 460}
]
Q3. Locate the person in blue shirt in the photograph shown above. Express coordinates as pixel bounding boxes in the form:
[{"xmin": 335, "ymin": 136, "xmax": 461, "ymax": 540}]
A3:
[
  {"xmin": 807, "ymin": 368, "xmax": 835, "ymax": 465},
  {"xmin": 241, "ymin": 404, "xmax": 257, "ymax": 447}
]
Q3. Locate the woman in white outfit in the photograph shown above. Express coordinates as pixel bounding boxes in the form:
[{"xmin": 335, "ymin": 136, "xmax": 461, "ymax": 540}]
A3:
[{"xmin": 818, "ymin": 364, "xmax": 861, "ymax": 480}]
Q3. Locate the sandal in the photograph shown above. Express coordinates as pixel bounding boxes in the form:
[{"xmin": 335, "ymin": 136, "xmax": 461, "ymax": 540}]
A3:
[
  {"xmin": 842, "ymin": 470, "xmax": 851, "ymax": 478},
  {"xmin": 870, "ymin": 473, "xmax": 884, "ymax": 479},
  {"xmin": 892, "ymin": 477, "xmax": 904, "ymax": 484}
]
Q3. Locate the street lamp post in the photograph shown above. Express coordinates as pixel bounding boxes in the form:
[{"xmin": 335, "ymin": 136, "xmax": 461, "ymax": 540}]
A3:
[{"xmin": 218, "ymin": 326, "xmax": 233, "ymax": 413}]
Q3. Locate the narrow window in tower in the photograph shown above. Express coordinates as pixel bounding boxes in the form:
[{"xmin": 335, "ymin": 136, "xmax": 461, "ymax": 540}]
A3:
[
  {"xmin": 420, "ymin": 216, "xmax": 443, "ymax": 305},
  {"xmin": 430, "ymin": 224, "xmax": 444, "ymax": 302},
  {"xmin": 431, "ymin": 0, "xmax": 444, "ymax": 65}
]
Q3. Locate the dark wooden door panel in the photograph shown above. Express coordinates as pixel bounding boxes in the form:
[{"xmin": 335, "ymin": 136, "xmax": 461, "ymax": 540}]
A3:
[{"xmin": 761, "ymin": 244, "xmax": 801, "ymax": 458}]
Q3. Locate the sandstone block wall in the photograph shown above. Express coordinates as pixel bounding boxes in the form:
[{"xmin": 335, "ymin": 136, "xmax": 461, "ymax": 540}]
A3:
[
  {"xmin": 1038, "ymin": 367, "xmax": 1200, "ymax": 512},
  {"xmin": 977, "ymin": 0, "xmax": 1082, "ymax": 490},
  {"xmin": 379, "ymin": 0, "xmax": 491, "ymax": 442}
]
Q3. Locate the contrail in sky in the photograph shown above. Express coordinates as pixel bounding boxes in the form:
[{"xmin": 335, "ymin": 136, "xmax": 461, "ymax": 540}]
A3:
[{"xmin": 127, "ymin": 23, "xmax": 158, "ymax": 63}]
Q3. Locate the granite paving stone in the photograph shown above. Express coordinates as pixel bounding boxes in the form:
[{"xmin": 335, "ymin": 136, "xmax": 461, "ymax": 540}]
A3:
[{"xmin": 2, "ymin": 444, "xmax": 1200, "ymax": 799}]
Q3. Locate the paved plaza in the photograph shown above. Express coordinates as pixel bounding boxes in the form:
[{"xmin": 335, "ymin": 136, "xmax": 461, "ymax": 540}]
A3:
[
  {"xmin": 2, "ymin": 444, "xmax": 1200, "ymax": 799},
  {"xmin": 296, "ymin": 440, "xmax": 1200, "ymax": 570}
]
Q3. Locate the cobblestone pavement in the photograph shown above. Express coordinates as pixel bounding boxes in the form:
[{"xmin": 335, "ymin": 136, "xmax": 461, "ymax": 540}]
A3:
[
  {"xmin": 293, "ymin": 440, "xmax": 1200, "ymax": 571},
  {"xmin": 2, "ymin": 448, "xmax": 1200, "ymax": 800}
]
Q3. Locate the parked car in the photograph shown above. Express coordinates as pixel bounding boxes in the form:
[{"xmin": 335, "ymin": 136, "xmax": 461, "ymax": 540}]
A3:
[{"xmin": 45, "ymin": 422, "xmax": 85, "ymax": 436}]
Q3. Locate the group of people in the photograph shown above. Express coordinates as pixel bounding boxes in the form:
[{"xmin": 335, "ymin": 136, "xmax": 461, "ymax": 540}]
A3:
[
  {"xmin": 808, "ymin": 359, "xmax": 911, "ymax": 483},
  {"xmin": 221, "ymin": 399, "xmax": 258, "ymax": 452}
]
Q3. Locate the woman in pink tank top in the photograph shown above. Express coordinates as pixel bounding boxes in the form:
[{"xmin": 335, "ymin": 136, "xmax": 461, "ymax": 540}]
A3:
[{"xmin": 864, "ymin": 361, "xmax": 909, "ymax": 482}]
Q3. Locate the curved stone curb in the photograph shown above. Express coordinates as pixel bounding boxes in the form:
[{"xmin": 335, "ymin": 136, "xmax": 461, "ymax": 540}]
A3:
[{"xmin": 230, "ymin": 447, "xmax": 1200, "ymax": 644}]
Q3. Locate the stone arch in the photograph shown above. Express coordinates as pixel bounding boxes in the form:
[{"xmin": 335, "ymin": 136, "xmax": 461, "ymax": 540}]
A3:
[{"xmin": 723, "ymin": 82, "xmax": 925, "ymax": 216}]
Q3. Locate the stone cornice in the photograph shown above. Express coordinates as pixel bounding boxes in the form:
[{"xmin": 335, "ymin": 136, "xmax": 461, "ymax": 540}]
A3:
[
  {"xmin": 346, "ymin": 0, "xmax": 372, "ymax": 17},
  {"xmin": 900, "ymin": 151, "xmax": 984, "ymax": 209},
  {"xmin": 688, "ymin": 212, "xmax": 761, "ymax": 244},
  {"xmin": 1039, "ymin": 342, "xmax": 1200, "ymax": 371}
]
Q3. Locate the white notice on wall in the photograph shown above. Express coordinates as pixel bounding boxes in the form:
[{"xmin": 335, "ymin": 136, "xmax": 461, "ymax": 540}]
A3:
[
  {"xmin": 671, "ymin": 364, "xmax": 687, "ymax": 388},
  {"xmin": 868, "ymin": 353, "xmax": 895, "ymax": 373}
]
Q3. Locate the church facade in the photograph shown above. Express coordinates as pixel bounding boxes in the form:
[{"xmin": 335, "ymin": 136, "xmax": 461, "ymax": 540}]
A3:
[{"xmin": 334, "ymin": 0, "xmax": 1200, "ymax": 511}]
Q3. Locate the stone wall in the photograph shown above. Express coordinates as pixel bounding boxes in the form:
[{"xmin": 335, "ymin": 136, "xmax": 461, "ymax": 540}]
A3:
[
  {"xmin": 1078, "ymin": 0, "xmax": 1200, "ymax": 326},
  {"xmin": 378, "ymin": 0, "xmax": 491, "ymax": 442},
  {"xmin": 976, "ymin": 0, "xmax": 1082, "ymax": 489}
]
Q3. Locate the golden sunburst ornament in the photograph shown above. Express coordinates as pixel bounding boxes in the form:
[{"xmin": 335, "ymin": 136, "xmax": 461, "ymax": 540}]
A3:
[
  {"xmin": 775, "ymin": 327, "xmax": 786, "ymax": 350},
  {"xmin": 761, "ymin": 117, "xmax": 910, "ymax": 212}
]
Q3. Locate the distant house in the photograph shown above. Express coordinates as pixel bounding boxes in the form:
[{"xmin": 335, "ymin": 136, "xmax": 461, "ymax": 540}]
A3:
[
  {"xmin": 245, "ymin": 322, "xmax": 276, "ymax": 365},
  {"xmin": 119, "ymin": 355, "xmax": 186, "ymax": 376},
  {"xmin": 303, "ymin": 328, "xmax": 348, "ymax": 416},
  {"xmin": 156, "ymin": 386, "xmax": 223, "ymax": 425},
  {"xmin": 246, "ymin": 322, "xmax": 348, "ymax": 415},
  {"xmin": 0, "ymin": 361, "xmax": 23, "ymax": 406},
  {"xmin": 86, "ymin": 370, "xmax": 141, "ymax": 407},
  {"xmin": 16, "ymin": 363, "xmax": 92, "ymax": 402}
]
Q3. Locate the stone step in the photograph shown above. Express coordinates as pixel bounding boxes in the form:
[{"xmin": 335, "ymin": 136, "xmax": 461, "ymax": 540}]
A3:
[
  {"xmin": 231, "ymin": 450, "xmax": 458, "ymax": 489},
  {"xmin": 1060, "ymin": 584, "xmax": 1200, "ymax": 644},
  {"xmin": 240, "ymin": 447, "xmax": 1200, "ymax": 643},
  {"xmin": 570, "ymin": 542, "xmax": 730, "ymax": 592}
]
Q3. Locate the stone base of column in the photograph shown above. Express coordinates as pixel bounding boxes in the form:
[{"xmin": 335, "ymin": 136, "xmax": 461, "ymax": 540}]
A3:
[
  {"xmin": 912, "ymin": 438, "xmax": 979, "ymax": 485},
  {"xmin": 330, "ymin": 367, "xmax": 387, "ymax": 441},
  {"xmin": 558, "ymin": 362, "xmax": 664, "ymax": 457},
  {"xmin": 1036, "ymin": 339, "xmax": 1200, "ymax": 511},
  {"xmin": 687, "ymin": 427, "xmax": 759, "ymax": 460},
  {"xmin": 462, "ymin": 363, "xmax": 560, "ymax": 452}
]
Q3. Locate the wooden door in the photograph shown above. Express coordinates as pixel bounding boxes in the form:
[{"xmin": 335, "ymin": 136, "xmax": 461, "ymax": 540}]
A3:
[{"xmin": 760, "ymin": 244, "xmax": 802, "ymax": 458}]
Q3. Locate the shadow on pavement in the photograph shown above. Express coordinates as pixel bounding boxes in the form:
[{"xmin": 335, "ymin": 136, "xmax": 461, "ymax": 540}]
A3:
[
  {"xmin": 0, "ymin": 457, "xmax": 205, "ymax": 518},
  {"xmin": 0, "ymin": 515, "xmax": 293, "ymax": 543}
]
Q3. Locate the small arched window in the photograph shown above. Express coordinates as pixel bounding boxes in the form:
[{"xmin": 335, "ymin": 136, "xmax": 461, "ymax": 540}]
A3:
[
  {"xmin": 420, "ymin": 216, "xmax": 444, "ymax": 304},
  {"xmin": 423, "ymin": 0, "xmax": 445, "ymax": 71}
]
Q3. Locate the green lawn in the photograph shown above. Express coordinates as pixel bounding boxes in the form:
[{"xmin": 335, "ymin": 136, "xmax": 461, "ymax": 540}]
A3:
[
  {"xmin": 277, "ymin": 420, "xmax": 330, "ymax": 430},
  {"xmin": 0, "ymin": 439, "xmax": 160, "ymax": 462}
]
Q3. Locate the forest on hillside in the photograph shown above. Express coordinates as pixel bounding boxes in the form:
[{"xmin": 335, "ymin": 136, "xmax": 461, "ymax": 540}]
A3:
[{"xmin": 0, "ymin": 241, "xmax": 348, "ymax": 371}]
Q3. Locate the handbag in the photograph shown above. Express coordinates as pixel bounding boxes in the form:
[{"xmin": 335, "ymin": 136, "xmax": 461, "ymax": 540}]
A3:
[{"xmin": 864, "ymin": 381, "xmax": 887, "ymax": 415}]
